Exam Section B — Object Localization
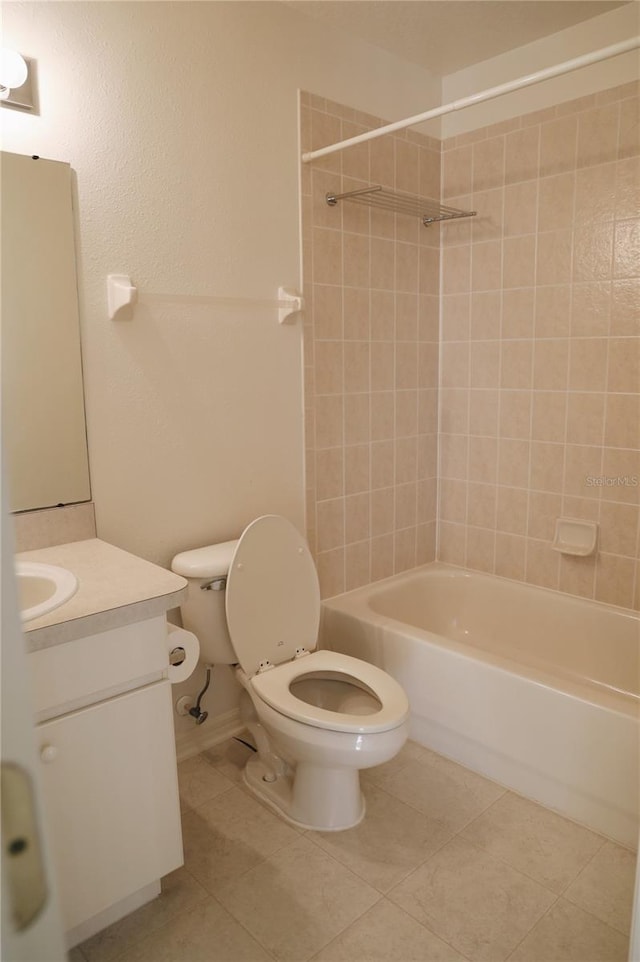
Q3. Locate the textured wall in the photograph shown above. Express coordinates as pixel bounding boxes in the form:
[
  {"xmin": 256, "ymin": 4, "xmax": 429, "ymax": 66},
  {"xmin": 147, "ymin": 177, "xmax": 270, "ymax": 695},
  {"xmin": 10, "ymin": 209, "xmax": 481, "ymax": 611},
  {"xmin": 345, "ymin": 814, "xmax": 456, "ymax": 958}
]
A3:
[
  {"xmin": 1, "ymin": 2, "xmax": 440, "ymax": 737},
  {"xmin": 301, "ymin": 94, "xmax": 441, "ymax": 598},
  {"xmin": 438, "ymin": 82, "xmax": 640, "ymax": 609}
]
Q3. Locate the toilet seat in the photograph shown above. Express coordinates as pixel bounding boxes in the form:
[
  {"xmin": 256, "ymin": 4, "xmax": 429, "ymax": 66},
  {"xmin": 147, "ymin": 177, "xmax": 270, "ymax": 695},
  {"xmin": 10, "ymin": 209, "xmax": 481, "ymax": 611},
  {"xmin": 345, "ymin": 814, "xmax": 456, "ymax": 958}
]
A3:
[{"xmin": 249, "ymin": 649, "xmax": 409, "ymax": 734}]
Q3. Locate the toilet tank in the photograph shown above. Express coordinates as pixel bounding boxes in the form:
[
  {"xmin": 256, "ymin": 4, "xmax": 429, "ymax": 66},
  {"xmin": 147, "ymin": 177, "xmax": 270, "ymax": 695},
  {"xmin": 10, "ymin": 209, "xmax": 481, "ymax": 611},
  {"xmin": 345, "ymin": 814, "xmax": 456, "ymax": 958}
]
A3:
[{"xmin": 171, "ymin": 540, "xmax": 238, "ymax": 665}]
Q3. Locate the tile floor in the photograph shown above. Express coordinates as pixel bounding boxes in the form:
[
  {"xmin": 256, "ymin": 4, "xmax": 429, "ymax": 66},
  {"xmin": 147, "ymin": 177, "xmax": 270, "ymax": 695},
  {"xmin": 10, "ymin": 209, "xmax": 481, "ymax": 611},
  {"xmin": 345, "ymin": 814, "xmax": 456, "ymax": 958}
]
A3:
[{"xmin": 74, "ymin": 738, "xmax": 637, "ymax": 962}]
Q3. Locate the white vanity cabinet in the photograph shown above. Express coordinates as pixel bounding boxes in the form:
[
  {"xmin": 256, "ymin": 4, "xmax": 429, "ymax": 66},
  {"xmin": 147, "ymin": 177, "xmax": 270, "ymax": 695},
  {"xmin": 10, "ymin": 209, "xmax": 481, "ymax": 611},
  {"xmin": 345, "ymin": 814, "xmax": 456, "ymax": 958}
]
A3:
[{"xmin": 28, "ymin": 615, "xmax": 184, "ymax": 944}]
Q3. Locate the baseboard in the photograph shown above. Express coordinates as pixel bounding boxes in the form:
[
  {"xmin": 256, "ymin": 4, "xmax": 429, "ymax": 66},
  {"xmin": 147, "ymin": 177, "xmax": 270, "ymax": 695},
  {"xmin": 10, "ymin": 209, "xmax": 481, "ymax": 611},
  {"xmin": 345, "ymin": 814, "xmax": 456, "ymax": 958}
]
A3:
[{"xmin": 175, "ymin": 707, "xmax": 244, "ymax": 762}]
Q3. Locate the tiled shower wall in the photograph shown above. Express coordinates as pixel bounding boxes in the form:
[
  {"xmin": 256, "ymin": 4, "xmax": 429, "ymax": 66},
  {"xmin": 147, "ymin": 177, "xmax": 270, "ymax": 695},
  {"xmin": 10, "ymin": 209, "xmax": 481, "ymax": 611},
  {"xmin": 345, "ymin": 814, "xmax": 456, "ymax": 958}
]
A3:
[
  {"xmin": 300, "ymin": 93, "xmax": 441, "ymax": 598},
  {"xmin": 438, "ymin": 82, "xmax": 640, "ymax": 609}
]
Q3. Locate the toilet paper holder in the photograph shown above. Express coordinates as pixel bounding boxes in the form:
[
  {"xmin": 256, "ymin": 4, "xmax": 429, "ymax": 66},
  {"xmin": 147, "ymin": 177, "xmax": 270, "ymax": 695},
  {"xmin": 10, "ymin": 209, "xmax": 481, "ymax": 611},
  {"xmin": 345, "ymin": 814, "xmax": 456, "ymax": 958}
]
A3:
[{"xmin": 169, "ymin": 646, "xmax": 187, "ymax": 667}]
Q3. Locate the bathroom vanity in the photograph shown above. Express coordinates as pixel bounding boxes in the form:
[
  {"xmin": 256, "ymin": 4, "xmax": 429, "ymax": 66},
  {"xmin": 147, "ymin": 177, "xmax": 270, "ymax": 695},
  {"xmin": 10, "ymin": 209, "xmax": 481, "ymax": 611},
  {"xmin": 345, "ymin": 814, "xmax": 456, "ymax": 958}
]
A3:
[{"xmin": 19, "ymin": 538, "xmax": 188, "ymax": 948}]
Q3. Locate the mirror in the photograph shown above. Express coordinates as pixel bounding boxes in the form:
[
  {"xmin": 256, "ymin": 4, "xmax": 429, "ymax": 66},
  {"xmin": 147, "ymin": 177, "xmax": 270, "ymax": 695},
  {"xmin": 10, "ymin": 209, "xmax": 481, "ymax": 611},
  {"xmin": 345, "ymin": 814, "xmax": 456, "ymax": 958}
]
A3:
[{"xmin": 1, "ymin": 151, "xmax": 91, "ymax": 512}]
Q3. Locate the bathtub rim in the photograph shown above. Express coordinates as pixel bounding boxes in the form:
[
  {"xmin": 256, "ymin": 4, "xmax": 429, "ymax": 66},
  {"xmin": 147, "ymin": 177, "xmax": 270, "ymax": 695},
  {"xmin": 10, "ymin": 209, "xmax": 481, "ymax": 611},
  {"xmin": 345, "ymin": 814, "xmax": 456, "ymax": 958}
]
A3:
[{"xmin": 320, "ymin": 561, "xmax": 639, "ymax": 719}]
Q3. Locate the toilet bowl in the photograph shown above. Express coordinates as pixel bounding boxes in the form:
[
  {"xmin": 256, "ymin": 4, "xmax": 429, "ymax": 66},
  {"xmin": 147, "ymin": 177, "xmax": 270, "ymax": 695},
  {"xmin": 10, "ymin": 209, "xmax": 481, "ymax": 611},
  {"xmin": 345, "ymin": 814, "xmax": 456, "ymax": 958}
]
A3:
[{"xmin": 172, "ymin": 514, "xmax": 409, "ymax": 831}]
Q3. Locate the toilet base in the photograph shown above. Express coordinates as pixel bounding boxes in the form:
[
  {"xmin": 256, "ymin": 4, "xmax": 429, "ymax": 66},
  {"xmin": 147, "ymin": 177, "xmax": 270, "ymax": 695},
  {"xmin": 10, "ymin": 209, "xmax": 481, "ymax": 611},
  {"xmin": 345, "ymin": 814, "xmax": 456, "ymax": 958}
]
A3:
[{"xmin": 243, "ymin": 754, "xmax": 366, "ymax": 832}]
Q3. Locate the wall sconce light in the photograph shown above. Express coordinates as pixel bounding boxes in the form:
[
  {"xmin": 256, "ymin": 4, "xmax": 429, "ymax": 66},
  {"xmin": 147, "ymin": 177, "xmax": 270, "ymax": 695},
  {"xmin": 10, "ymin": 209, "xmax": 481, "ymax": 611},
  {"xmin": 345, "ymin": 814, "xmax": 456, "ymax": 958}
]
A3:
[{"xmin": 0, "ymin": 49, "xmax": 34, "ymax": 111}]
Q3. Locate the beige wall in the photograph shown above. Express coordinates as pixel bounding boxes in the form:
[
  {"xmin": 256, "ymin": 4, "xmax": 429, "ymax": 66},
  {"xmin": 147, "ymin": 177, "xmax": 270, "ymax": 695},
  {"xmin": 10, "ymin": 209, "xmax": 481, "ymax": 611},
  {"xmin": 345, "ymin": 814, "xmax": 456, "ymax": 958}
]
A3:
[
  {"xmin": 438, "ymin": 83, "xmax": 640, "ymax": 609},
  {"xmin": 301, "ymin": 94, "xmax": 441, "ymax": 598},
  {"xmin": 440, "ymin": 5, "xmax": 639, "ymax": 138},
  {"xmin": 1, "ymin": 2, "xmax": 440, "ymax": 735}
]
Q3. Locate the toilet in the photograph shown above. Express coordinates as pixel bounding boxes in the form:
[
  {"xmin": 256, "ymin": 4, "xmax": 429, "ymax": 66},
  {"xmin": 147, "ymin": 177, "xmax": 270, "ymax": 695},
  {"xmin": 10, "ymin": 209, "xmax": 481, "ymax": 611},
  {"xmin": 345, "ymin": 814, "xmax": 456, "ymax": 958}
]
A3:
[{"xmin": 171, "ymin": 514, "xmax": 409, "ymax": 831}]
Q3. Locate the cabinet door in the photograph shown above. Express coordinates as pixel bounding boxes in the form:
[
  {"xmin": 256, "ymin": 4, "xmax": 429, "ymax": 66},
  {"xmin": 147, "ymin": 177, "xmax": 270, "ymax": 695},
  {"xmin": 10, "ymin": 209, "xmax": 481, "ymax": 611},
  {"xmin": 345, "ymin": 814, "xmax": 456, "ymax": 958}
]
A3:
[{"xmin": 37, "ymin": 681, "xmax": 183, "ymax": 932}]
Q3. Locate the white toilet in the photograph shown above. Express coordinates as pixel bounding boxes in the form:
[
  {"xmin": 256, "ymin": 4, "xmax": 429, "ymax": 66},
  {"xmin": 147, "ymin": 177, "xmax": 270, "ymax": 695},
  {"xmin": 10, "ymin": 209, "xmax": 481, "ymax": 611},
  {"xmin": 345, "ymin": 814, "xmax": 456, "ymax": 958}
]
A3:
[{"xmin": 171, "ymin": 514, "xmax": 408, "ymax": 831}]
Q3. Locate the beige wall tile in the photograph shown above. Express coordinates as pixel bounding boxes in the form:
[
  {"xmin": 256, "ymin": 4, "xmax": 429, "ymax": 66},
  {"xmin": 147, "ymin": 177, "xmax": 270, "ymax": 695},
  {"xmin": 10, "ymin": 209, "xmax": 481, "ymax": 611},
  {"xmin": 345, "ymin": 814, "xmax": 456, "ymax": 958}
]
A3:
[
  {"xmin": 577, "ymin": 105, "xmax": 620, "ymax": 168},
  {"xmin": 608, "ymin": 337, "xmax": 640, "ymax": 392},
  {"xmin": 595, "ymin": 553, "xmax": 636, "ymax": 607},
  {"xmin": 537, "ymin": 230, "xmax": 573, "ymax": 286},
  {"xmin": 472, "ymin": 241, "xmax": 502, "ymax": 291},
  {"xmin": 599, "ymin": 501, "xmax": 640, "ymax": 556},
  {"xmin": 535, "ymin": 286, "xmax": 571, "ymax": 338},
  {"xmin": 345, "ymin": 444, "xmax": 370, "ymax": 495},
  {"xmin": 530, "ymin": 442, "xmax": 565, "ymax": 493},
  {"xmin": 540, "ymin": 116, "xmax": 577, "ymax": 178},
  {"xmin": 440, "ymin": 479, "xmax": 468, "ymax": 524},
  {"xmin": 566, "ymin": 393, "xmax": 605, "ymax": 445},
  {"xmin": 559, "ymin": 555, "xmax": 596, "ymax": 599},
  {"xmin": 573, "ymin": 223, "xmax": 614, "ymax": 282},
  {"xmin": 614, "ymin": 156, "xmax": 640, "ymax": 221},
  {"xmin": 571, "ymin": 283, "xmax": 611, "ymax": 337},
  {"xmin": 501, "ymin": 340, "xmax": 534, "ymax": 390},
  {"xmin": 439, "ymin": 521, "xmax": 466, "ymax": 565},
  {"xmin": 471, "ymin": 292, "xmax": 501, "ymax": 339},
  {"xmin": 526, "ymin": 539, "xmax": 560, "ymax": 589},
  {"xmin": 470, "ymin": 341, "xmax": 500, "ymax": 389},
  {"xmin": 467, "ymin": 482, "xmax": 497, "ymax": 529},
  {"xmin": 532, "ymin": 392, "xmax": 567, "ymax": 443},
  {"xmin": 505, "ymin": 126, "xmax": 540, "ymax": 184},
  {"xmin": 469, "ymin": 390, "xmax": 499, "ymax": 437},
  {"xmin": 468, "ymin": 436, "xmax": 498, "ymax": 484},
  {"xmin": 604, "ymin": 393, "xmax": 640, "ymax": 449},
  {"xmin": 500, "ymin": 391, "xmax": 532, "ymax": 439},
  {"xmin": 345, "ymin": 540, "xmax": 371, "ymax": 590},
  {"xmin": 498, "ymin": 439, "xmax": 531, "ymax": 488},
  {"xmin": 495, "ymin": 532, "xmax": 527, "ymax": 580},
  {"xmin": 371, "ymin": 440, "xmax": 394, "ymax": 490},
  {"xmin": 442, "ymin": 245, "xmax": 471, "ymax": 294},
  {"xmin": 443, "ymin": 145, "xmax": 473, "ymax": 198},
  {"xmin": 473, "ymin": 137, "xmax": 505, "ymax": 193},
  {"xmin": 465, "ymin": 525, "xmax": 496, "ymax": 572},
  {"xmin": 503, "ymin": 235, "xmax": 536, "ymax": 288},
  {"xmin": 528, "ymin": 491, "xmax": 563, "ymax": 541},
  {"xmin": 370, "ymin": 290, "xmax": 395, "ymax": 340},
  {"xmin": 568, "ymin": 338, "xmax": 608, "ymax": 392},
  {"xmin": 575, "ymin": 164, "xmax": 615, "ymax": 224},
  {"xmin": 534, "ymin": 339, "xmax": 569, "ymax": 391},
  {"xmin": 344, "ymin": 341, "xmax": 370, "ymax": 393},
  {"xmin": 370, "ymin": 532, "xmax": 394, "ymax": 582},
  {"xmin": 611, "ymin": 279, "xmax": 640, "ymax": 337},
  {"xmin": 502, "ymin": 289, "xmax": 535, "ymax": 339},
  {"xmin": 537, "ymin": 173, "xmax": 575, "ymax": 232},
  {"xmin": 394, "ymin": 526, "xmax": 417, "ymax": 572},
  {"xmin": 316, "ymin": 448, "xmax": 344, "ymax": 502},
  {"xmin": 505, "ymin": 181, "xmax": 538, "ymax": 236},
  {"xmin": 472, "ymin": 187, "xmax": 504, "ymax": 243}
]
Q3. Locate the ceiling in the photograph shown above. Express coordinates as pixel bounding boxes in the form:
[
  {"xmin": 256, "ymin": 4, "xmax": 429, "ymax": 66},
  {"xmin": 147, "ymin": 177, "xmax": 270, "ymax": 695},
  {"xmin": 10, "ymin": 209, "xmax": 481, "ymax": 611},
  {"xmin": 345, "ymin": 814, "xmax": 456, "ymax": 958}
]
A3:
[{"xmin": 286, "ymin": 1, "xmax": 631, "ymax": 76}]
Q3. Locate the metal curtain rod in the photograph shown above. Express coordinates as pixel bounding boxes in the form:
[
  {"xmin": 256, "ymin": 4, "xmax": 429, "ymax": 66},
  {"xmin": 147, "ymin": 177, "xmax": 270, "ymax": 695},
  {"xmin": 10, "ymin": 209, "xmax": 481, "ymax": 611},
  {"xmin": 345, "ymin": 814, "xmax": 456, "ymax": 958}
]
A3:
[{"xmin": 302, "ymin": 36, "xmax": 640, "ymax": 163}]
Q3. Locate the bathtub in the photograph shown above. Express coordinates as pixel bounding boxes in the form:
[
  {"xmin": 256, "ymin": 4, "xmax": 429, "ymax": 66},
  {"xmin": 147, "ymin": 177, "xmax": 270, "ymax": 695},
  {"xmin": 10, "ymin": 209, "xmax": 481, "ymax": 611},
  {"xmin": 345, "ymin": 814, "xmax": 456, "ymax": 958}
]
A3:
[{"xmin": 320, "ymin": 563, "xmax": 639, "ymax": 848}]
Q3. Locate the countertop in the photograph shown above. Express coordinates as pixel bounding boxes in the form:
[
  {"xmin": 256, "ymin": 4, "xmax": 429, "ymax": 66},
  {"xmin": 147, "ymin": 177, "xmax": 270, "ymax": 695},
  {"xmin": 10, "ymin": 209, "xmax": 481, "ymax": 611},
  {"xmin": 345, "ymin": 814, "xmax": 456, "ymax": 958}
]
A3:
[{"xmin": 18, "ymin": 538, "xmax": 188, "ymax": 651}]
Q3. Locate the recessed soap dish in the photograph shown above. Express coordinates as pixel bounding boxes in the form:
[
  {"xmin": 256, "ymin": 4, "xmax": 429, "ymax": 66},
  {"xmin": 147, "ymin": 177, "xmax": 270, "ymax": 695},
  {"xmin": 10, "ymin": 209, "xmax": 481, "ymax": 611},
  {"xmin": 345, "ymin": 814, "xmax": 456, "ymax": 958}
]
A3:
[{"xmin": 551, "ymin": 518, "xmax": 598, "ymax": 557}]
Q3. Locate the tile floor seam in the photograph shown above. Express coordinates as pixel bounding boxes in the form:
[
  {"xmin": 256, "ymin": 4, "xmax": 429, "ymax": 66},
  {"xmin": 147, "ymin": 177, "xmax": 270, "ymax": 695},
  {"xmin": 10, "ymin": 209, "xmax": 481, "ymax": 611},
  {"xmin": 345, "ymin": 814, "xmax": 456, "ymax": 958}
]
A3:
[
  {"xmin": 502, "ymin": 892, "xmax": 562, "ymax": 962},
  {"xmin": 448, "ymin": 830, "xmax": 597, "ymax": 901},
  {"xmin": 553, "ymin": 832, "xmax": 609, "ymax": 898},
  {"xmin": 364, "ymin": 770, "xmax": 480, "ymax": 836},
  {"xmin": 188, "ymin": 831, "xmax": 306, "ymax": 902},
  {"xmin": 302, "ymin": 820, "xmax": 450, "ymax": 896},
  {"xmin": 561, "ymin": 843, "xmax": 635, "ymax": 937},
  {"xmin": 206, "ymin": 889, "xmax": 281, "ymax": 962},
  {"xmin": 304, "ymin": 894, "xmax": 477, "ymax": 962}
]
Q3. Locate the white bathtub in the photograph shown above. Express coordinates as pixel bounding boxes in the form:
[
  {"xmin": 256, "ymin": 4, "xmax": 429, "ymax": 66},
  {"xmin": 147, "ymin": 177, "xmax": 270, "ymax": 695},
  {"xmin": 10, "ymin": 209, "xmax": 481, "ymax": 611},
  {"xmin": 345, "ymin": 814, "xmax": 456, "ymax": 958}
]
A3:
[{"xmin": 321, "ymin": 563, "xmax": 639, "ymax": 848}]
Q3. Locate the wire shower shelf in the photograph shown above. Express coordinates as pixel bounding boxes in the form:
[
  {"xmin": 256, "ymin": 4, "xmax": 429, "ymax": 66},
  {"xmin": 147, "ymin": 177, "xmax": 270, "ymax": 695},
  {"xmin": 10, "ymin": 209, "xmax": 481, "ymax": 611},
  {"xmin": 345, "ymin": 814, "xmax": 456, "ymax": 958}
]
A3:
[{"xmin": 326, "ymin": 186, "xmax": 476, "ymax": 226}]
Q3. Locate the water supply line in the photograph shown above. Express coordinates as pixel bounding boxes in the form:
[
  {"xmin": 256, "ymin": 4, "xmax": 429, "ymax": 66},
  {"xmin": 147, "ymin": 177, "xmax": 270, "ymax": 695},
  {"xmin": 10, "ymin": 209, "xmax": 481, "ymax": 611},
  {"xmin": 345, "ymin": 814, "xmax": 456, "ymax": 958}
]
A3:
[
  {"xmin": 302, "ymin": 36, "xmax": 640, "ymax": 164},
  {"xmin": 189, "ymin": 665, "xmax": 213, "ymax": 725}
]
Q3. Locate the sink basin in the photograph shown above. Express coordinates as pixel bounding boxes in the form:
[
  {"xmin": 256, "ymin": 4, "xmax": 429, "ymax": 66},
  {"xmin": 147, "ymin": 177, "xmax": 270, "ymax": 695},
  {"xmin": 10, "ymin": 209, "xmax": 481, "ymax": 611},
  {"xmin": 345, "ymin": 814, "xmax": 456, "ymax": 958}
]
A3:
[{"xmin": 16, "ymin": 561, "xmax": 78, "ymax": 623}]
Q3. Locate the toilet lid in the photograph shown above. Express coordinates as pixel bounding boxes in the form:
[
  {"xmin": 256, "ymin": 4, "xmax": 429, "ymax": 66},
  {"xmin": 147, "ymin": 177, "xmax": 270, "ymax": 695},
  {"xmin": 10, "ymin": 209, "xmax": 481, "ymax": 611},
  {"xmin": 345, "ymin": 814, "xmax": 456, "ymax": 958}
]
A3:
[{"xmin": 225, "ymin": 515, "xmax": 321, "ymax": 677}]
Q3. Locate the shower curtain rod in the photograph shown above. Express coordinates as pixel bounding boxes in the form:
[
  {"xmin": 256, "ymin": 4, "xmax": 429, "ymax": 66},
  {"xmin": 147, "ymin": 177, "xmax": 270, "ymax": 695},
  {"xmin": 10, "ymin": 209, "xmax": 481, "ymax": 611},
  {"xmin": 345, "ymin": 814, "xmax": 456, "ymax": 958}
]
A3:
[{"xmin": 302, "ymin": 36, "xmax": 639, "ymax": 163}]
